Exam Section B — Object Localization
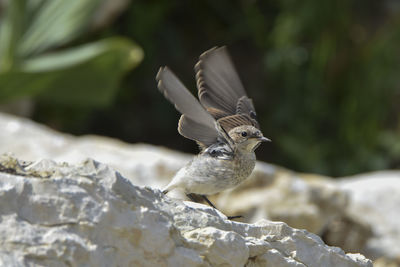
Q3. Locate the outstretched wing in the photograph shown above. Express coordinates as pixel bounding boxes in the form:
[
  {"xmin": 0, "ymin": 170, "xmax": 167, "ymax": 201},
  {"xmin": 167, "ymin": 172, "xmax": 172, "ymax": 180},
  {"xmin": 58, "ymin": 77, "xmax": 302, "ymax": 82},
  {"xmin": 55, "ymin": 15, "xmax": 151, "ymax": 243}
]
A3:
[
  {"xmin": 195, "ymin": 46, "xmax": 259, "ymax": 132},
  {"xmin": 156, "ymin": 67, "xmax": 231, "ymax": 149}
]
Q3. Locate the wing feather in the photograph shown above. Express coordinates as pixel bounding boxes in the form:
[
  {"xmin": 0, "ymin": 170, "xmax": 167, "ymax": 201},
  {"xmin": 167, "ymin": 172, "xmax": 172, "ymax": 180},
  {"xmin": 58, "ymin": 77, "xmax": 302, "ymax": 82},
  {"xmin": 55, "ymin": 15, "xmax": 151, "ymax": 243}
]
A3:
[
  {"xmin": 156, "ymin": 67, "xmax": 231, "ymax": 148},
  {"xmin": 217, "ymin": 114, "xmax": 255, "ymax": 133},
  {"xmin": 178, "ymin": 115, "xmax": 217, "ymax": 148},
  {"xmin": 195, "ymin": 46, "xmax": 260, "ymax": 129}
]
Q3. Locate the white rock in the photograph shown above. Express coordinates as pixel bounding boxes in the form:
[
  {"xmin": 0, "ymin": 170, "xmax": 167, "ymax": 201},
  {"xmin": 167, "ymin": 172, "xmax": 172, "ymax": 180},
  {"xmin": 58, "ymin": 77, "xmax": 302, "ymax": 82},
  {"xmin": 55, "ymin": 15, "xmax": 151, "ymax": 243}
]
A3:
[
  {"xmin": 216, "ymin": 163, "xmax": 349, "ymax": 234},
  {"xmin": 0, "ymin": 112, "xmax": 349, "ymax": 234},
  {"xmin": 0, "ymin": 112, "xmax": 189, "ymax": 189},
  {"xmin": 1, "ymin": 112, "xmax": 395, "ymax": 264},
  {"xmin": 339, "ymin": 172, "xmax": 400, "ymax": 260},
  {"xmin": 0, "ymin": 156, "xmax": 372, "ymax": 267}
]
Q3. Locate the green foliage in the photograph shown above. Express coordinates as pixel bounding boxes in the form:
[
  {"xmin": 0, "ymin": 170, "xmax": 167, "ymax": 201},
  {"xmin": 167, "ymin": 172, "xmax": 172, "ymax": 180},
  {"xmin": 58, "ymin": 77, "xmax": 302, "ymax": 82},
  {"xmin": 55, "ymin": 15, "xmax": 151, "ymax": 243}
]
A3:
[
  {"xmin": 0, "ymin": 0, "xmax": 143, "ymax": 107},
  {"xmin": 262, "ymin": 0, "xmax": 400, "ymax": 175}
]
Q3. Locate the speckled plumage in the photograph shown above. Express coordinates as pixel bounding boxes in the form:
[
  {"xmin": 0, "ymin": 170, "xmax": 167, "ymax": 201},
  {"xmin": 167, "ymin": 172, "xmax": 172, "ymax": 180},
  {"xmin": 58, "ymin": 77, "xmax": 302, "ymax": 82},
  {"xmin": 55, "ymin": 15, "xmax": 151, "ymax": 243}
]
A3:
[{"xmin": 165, "ymin": 138, "xmax": 257, "ymax": 195}]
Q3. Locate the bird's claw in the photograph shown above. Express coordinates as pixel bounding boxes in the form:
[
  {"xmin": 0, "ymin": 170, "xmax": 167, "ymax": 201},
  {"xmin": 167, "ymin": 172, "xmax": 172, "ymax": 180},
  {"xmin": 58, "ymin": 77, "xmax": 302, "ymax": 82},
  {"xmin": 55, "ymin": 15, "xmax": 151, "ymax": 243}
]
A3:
[{"xmin": 227, "ymin": 215, "xmax": 243, "ymax": 220}]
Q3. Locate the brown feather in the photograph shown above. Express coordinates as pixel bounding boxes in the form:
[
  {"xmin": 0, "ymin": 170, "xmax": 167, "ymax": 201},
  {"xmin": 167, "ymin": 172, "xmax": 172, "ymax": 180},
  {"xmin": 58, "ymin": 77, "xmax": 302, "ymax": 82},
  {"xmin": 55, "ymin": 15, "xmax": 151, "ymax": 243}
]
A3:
[
  {"xmin": 217, "ymin": 114, "xmax": 255, "ymax": 133},
  {"xmin": 156, "ymin": 67, "xmax": 222, "ymax": 147},
  {"xmin": 195, "ymin": 46, "xmax": 245, "ymax": 114},
  {"xmin": 178, "ymin": 115, "xmax": 218, "ymax": 149},
  {"xmin": 194, "ymin": 46, "xmax": 261, "ymax": 129},
  {"xmin": 206, "ymin": 107, "xmax": 230, "ymax": 120}
]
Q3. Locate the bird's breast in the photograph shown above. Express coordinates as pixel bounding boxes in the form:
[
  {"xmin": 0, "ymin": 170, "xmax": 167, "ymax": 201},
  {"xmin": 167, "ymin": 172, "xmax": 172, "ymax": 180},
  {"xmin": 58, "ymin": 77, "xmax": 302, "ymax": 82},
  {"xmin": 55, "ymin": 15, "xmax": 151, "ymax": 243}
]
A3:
[
  {"xmin": 232, "ymin": 151, "xmax": 256, "ymax": 182},
  {"xmin": 181, "ymin": 151, "xmax": 256, "ymax": 194}
]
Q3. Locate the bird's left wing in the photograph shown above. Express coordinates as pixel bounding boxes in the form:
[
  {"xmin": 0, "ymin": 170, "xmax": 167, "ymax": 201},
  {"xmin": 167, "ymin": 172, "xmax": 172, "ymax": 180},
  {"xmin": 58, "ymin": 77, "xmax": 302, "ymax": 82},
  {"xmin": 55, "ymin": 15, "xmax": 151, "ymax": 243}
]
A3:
[{"xmin": 156, "ymin": 67, "xmax": 232, "ymax": 149}]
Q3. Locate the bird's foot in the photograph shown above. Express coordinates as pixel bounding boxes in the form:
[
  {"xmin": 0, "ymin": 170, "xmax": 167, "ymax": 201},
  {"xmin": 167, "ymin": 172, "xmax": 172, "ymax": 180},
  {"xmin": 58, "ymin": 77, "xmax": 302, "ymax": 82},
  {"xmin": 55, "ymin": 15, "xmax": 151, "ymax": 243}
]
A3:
[
  {"xmin": 200, "ymin": 195, "xmax": 243, "ymax": 220},
  {"xmin": 186, "ymin": 194, "xmax": 244, "ymax": 220},
  {"xmin": 227, "ymin": 215, "xmax": 243, "ymax": 220}
]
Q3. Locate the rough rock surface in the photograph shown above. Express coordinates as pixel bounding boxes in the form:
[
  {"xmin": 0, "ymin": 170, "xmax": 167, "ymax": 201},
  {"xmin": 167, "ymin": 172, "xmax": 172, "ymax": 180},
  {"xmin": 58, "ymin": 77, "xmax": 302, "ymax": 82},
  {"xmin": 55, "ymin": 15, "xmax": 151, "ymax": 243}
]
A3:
[
  {"xmin": 0, "ymin": 112, "xmax": 397, "ymax": 264},
  {"xmin": 214, "ymin": 165, "xmax": 349, "ymax": 233},
  {"xmin": 339, "ymin": 172, "xmax": 400, "ymax": 261},
  {"xmin": 0, "ymin": 113, "xmax": 351, "ymax": 232},
  {"xmin": 0, "ymin": 155, "xmax": 371, "ymax": 267},
  {"xmin": 0, "ymin": 112, "xmax": 187, "ymax": 188}
]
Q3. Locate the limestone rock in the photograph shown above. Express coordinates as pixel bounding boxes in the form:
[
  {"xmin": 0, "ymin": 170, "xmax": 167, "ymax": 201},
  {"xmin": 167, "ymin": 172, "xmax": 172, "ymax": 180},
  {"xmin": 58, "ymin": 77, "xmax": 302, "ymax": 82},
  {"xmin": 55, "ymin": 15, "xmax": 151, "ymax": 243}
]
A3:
[
  {"xmin": 214, "ymin": 164, "xmax": 349, "ymax": 234},
  {"xmin": 0, "ymin": 112, "xmax": 188, "ymax": 189},
  {"xmin": 0, "ymin": 113, "xmax": 350, "ymax": 234},
  {"xmin": 0, "ymin": 112, "xmax": 396, "ymax": 264},
  {"xmin": 339, "ymin": 172, "xmax": 400, "ymax": 262},
  {"xmin": 0, "ymin": 155, "xmax": 372, "ymax": 267},
  {"xmin": 320, "ymin": 215, "xmax": 373, "ymax": 254}
]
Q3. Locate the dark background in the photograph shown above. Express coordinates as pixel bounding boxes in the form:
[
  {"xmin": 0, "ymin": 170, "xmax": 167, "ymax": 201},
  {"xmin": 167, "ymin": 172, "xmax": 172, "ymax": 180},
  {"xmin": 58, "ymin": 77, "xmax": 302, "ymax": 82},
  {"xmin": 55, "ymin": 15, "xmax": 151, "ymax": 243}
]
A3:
[{"xmin": 2, "ymin": 0, "xmax": 400, "ymax": 176}]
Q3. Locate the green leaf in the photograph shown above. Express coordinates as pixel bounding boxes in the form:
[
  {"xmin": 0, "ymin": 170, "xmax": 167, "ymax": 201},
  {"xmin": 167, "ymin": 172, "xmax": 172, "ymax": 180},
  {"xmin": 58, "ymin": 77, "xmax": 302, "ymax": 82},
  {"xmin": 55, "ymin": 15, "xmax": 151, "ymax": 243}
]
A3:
[
  {"xmin": 0, "ymin": 38, "xmax": 143, "ymax": 107},
  {"xmin": 0, "ymin": 0, "xmax": 27, "ymax": 71},
  {"xmin": 18, "ymin": 0, "xmax": 105, "ymax": 57}
]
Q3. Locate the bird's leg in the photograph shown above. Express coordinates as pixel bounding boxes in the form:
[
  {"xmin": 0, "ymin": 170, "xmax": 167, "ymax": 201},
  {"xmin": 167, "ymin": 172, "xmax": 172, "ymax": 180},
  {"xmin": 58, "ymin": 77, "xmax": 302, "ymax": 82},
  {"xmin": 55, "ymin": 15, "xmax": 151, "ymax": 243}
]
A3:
[
  {"xmin": 201, "ymin": 195, "xmax": 218, "ymax": 209},
  {"xmin": 186, "ymin": 193, "xmax": 200, "ymax": 202},
  {"xmin": 226, "ymin": 215, "xmax": 243, "ymax": 220},
  {"xmin": 201, "ymin": 195, "xmax": 243, "ymax": 220},
  {"xmin": 186, "ymin": 194, "xmax": 242, "ymax": 220}
]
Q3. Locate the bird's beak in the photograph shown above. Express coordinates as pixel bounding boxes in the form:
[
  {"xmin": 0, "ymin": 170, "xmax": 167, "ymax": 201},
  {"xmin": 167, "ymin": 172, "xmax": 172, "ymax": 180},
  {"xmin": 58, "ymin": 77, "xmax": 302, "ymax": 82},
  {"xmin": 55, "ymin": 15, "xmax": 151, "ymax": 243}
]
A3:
[{"xmin": 258, "ymin": 136, "xmax": 271, "ymax": 142}]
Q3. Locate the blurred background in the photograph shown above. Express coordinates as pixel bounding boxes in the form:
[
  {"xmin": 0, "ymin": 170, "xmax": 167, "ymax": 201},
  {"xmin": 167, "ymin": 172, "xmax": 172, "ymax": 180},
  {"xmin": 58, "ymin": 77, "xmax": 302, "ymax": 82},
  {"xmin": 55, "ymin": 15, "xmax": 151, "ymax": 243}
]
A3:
[{"xmin": 1, "ymin": 0, "xmax": 399, "ymax": 177}]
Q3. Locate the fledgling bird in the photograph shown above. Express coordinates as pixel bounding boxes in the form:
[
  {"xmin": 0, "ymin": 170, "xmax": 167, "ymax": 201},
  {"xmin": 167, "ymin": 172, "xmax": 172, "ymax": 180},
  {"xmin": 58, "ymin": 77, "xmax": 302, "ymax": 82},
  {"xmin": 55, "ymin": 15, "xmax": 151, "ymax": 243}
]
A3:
[{"xmin": 156, "ymin": 46, "xmax": 270, "ymax": 218}]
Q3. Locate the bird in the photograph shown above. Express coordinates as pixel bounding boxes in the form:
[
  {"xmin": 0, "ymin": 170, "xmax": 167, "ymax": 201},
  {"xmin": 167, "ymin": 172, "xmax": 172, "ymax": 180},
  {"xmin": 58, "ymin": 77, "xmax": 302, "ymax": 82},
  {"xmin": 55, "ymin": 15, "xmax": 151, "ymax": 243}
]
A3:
[{"xmin": 156, "ymin": 46, "xmax": 270, "ymax": 219}]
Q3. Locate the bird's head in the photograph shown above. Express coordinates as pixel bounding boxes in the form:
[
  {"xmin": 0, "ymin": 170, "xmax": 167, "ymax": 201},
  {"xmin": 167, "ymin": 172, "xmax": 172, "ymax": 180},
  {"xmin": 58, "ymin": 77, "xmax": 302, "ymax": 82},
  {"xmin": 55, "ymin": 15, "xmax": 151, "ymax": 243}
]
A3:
[{"xmin": 228, "ymin": 125, "xmax": 270, "ymax": 152}]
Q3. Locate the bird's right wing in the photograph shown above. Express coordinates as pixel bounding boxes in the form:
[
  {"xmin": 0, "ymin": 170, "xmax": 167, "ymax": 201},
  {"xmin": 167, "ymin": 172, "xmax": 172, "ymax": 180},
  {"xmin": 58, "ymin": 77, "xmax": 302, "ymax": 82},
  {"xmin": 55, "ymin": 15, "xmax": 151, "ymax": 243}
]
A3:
[{"xmin": 156, "ymin": 67, "xmax": 232, "ymax": 149}]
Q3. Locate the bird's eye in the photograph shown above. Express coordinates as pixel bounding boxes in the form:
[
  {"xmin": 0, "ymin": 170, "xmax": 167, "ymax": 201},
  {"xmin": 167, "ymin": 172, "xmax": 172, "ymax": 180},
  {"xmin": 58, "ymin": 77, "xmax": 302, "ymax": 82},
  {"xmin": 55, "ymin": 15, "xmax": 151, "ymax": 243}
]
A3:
[{"xmin": 241, "ymin": 132, "xmax": 247, "ymax": 137}]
